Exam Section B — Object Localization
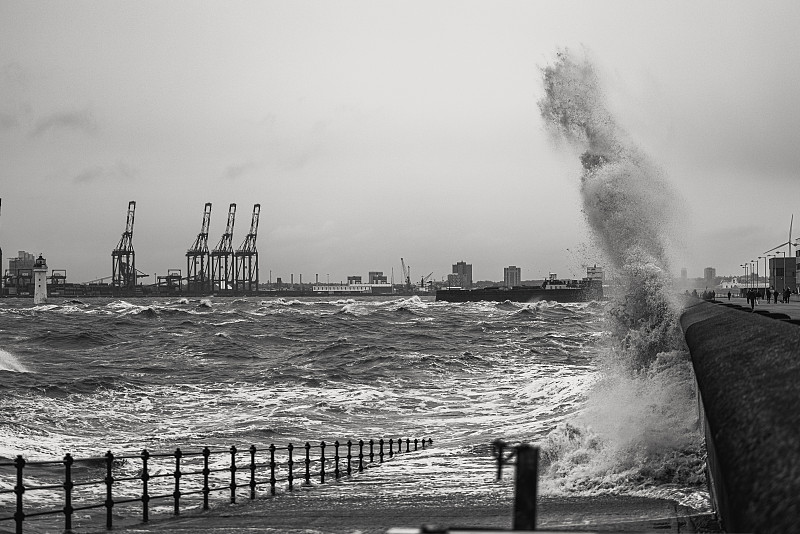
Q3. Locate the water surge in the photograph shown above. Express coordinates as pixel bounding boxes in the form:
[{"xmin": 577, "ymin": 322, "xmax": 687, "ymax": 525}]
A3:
[{"xmin": 536, "ymin": 49, "xmax": 706, "ymax": 505}]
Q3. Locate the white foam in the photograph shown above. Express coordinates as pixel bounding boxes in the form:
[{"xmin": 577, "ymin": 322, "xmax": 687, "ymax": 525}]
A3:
[{"xmin": 0, "ymin": 349, "xmax": 31, "ymax": 373}]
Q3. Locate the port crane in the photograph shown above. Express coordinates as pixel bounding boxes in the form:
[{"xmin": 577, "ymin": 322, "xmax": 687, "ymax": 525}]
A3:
[
  {"xmin": 111, "ymin": 201, "xmax": 137, "ymax": 289},
  {"xmin": 186, "ymin": 202, "xmax": 212, "ymax": 293},
  {"xmin": 421, "ymin": 271, "xmax": 433, "ymax": 289},
  {"xmin": 235, "ymin": 204, "xmax": 260, "ymax": 292},
  {"xmin": 210, "ymin": 203, "xmax": 236, "ymax": 292},
  {"xmin": 400, "ymin": 258, "xmax": 412, "ymax": 291}
]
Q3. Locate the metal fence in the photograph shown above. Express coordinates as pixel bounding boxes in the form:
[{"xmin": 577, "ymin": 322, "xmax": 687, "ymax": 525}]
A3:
[{"xmin": 0, "ymin": 437, "xmax": 433, "ymax": 533}]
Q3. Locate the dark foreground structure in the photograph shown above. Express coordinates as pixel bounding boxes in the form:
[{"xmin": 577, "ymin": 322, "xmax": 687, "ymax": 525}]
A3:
[{"xmin": 680, "ymin": 299, "xmax": 800, "ymax": 533}]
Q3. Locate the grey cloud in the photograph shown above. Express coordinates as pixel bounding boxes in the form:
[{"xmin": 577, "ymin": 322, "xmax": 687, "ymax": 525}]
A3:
[
  {"xmin": 220, "ymin": 162, "xmax": 258, "ymax": 181},
  {"xmin": 0, "ymin": 112, "xmax": 18, "ymax": 130},
  {"xmin": 73, "ymin": 161, "xmax": 138, "ymax": 184},
  {"xmin": 32, "ymin": 109, "xmax": 97, "ymax": 137}
]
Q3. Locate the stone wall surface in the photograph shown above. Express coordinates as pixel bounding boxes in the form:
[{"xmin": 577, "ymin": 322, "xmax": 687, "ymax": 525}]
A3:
[{"xmin": 680, "ymin": 300, "xmax": 800, "ymax": 533}]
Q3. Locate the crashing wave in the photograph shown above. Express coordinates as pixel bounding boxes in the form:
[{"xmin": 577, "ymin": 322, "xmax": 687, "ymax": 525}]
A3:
[{"xmin": 536, "ymin": 48, "xmax": 704, "ymax": 503}]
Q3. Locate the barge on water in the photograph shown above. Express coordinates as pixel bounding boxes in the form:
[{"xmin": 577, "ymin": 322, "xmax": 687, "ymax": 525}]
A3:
[{"xmin": 435, "ymin": 271, "xmax": 603, "ymax": 303}]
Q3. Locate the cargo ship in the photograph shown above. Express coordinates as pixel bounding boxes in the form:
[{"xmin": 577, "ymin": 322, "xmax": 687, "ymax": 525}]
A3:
[{"xmin": 435, "ymin": 270, "xmax": 603, "ymax": 303}]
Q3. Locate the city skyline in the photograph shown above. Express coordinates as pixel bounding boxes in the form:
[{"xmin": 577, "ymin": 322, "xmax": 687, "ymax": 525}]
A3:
[{"xmin": 2, "ymin": 1, "xmax": 799, "ymax": 283}]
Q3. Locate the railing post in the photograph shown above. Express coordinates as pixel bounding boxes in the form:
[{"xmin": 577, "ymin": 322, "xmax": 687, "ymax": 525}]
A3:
[
  {"xmin": 105, "ymin": 450, "xmax": 115, "ymax": 529},
  {"xmin": 494, "ymin": 440, "xmax": 505, "ymax": 481},
  {"xmin": 334, "ymin": 441, "xmax": 340, "ymax": 480},
  {"xmin": 173, "ymin": 448, "xmax": 182, "ymax": 516},
  {"xmin": 513, "ymin": 445, "xmax": 539, "ymax": 531},
  {"xmin": 269, "ymin": 444, "xmax": 277, "ymax": 496},
  {"xmin": 14, "ymin": 455, "xmax": 25, "ymax": 534},
  {"xmin": 229, "ymin": 446, "xmax": 238, "ymax": 504},
  {"xmin": 369, "ymin": 439, "xmax": 374, "ymax": 463},
  {"xmin": 414, "ymin": 438, "xmax": 419, "ymax": 451},
  {"xmin": 388, "ymin": 438, "xmax": 394, "ymax": 459},
  {"xmin": 379, "ymin": 439, "xmax": 384, "ymax": 463},
  {"xmin": 346, "ymin": 440, "xmax": 353, "ymax": 476},
  {"xmin": 202, "ymin": 447, "xmax": 211, "ymax": 510},
  {"xmin": 287, "ymin": 443, "xmax": 294, "ymax": 491},
  {"xmin": 63, "ymin": 453, "xmax": 74, "ymax": 532},
  {"xmin": 249, "ymin": 445, "xmax": 257, "ymax": 500},
  {"xmin": 140, "ymin": 449, "xmax": 150, "ymax": 522},
  {"xmin": 304, "ymin": 442, "xmax": 311, "ymax": 485},
  {"xmin": 358, "ymin": 440, "xmax": 364, "ymax": 472},
  {"xmin": 405, "ymin": 438, "xmax": 410, "ymax": 453},
  {"xmin": 319, "ymin": 441, "xmax": 326, "ymax": 484}
]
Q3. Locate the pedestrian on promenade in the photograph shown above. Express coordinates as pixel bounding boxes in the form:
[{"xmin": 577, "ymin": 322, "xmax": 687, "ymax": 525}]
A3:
[
  {"xmin": 727, "ymin": 291, "xmax": 731, "ymax": 301},
  {"xmin": 748, "ymin": 289, "xmax": 755, "ymax": 310},
  {"xmin": 766, "ymin": 288, "xmax": 771, "ymax": 303},
  {"xmin": 774, "ymin": 289, "xmax": 779, "ymax": 303}
]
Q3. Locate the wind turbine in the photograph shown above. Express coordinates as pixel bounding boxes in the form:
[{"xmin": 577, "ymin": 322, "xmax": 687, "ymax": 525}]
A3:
[{"xmin": 763, "ymin": 214, "xmax": 794, "ymax": 257}]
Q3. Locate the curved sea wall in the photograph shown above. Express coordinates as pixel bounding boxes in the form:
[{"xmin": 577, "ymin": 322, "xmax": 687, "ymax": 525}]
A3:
[{"xmin": 680, "ymin": 300, "xmax": 800, "ymax": 532}]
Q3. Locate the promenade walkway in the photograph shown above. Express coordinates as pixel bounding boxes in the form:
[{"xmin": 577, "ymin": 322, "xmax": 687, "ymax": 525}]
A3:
[
  {"xmin": 105, "ymin": 450, "xmax": 712, "ymax": 534},
  {"xmin": 714, "ymin": 295, "xmax": 800, "ymax": 320}
]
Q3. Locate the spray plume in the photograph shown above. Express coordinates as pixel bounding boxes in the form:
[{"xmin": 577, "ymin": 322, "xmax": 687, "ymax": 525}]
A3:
[
  {"xmin": 539, "ymin": 49, "xmax": 685, "ymax": 369},
  {"xmin": 535, "ymin": 49, "xmax": 705, "ymax": 503}
]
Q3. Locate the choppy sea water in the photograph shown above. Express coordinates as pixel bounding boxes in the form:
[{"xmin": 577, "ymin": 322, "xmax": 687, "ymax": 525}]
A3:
[{"xmin": 0, "ymin": 295, "xmax": 709, "ymax": 528}]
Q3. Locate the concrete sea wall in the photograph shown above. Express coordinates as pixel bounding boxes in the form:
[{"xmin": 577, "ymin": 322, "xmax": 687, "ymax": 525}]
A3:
[{"xmin": 680, "ymin": 300, "xmax": 800, "ymax": 532}]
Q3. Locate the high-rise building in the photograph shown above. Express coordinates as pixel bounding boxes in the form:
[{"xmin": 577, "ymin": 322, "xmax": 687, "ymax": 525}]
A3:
[
  {"xmin": 448, "ymin": 261, "xmax": 473, "ymax": 288},
  {"xmin": 504, "ymin": 266, "xmax": 521, "ymax": 287},
  {"xmin": 704, "ymin": 267, "xmax": 716, "ymax": 286}
]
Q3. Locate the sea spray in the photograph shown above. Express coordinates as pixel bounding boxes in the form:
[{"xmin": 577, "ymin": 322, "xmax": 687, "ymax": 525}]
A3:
[{"xmin": 535, "ymin": 49, "xmax": 706, "ymax": 502}]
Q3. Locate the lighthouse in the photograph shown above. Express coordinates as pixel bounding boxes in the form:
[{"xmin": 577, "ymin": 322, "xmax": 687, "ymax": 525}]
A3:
[{"xmin": 33, "ymin": 254, "xmax": 48, "ymax": 305}]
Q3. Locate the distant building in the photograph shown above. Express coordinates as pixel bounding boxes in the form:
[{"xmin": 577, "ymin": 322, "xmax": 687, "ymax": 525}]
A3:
[
  {"xmin": 448, "ymin": 261, "xmax": 473, "ymax": 288},
  {"xmin": 769, "ymin": 256, "xmax": 798, "ymax": 293},
  {"xmin": 704, "ymin": 267, "xmax": 716, "ymax": 287},
  {"xmin": 368, "ymin": 271, "xmax": 388, "ymax": 284},
  {"xmin": 347, "ymin": 275, "xmax": 362, "ymax": 285},
  {"xmin": 504, "ymin": 266, "xmax": 521, "ymax": 288},
  {"xmin": 3, "ymin": 251, "xmax": 37, "ymax": 296}
]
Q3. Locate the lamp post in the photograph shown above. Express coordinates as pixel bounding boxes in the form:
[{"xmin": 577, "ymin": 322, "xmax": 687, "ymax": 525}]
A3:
[
  {"xmin": 750, "ymin": 260, "xmax": 756, "ymax": 295},
  {"xmin": 741, "ymin": 264, "xmax": 747, "ymax": 293},
  {"xmin": 777, "ymin": 251, "xmax": 786, "ymax": 293}
]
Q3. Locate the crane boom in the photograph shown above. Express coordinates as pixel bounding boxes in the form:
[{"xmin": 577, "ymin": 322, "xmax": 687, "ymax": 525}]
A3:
[
  {"xmin": 112, "ymin": 201, "xmax": 136, "ymax": 288},
  {"xmin": 235, "ymin": 204, "xmax": 260, "ymax": 291},
  {"xmin": 213, "ymin": 203, "xmax": 237, "ymax": 253},
  {"xmin": 237, "ymin": 204, "xmax": 260, "ymax": 253},
  {"xmin": 188, "ymin": 202, "xmax": 212, "ymax": 253}
]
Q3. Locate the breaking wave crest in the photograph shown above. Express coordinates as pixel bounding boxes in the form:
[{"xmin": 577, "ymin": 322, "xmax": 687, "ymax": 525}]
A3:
[
  {"xmin": 0, "ymin": 349, "xmax": 30, "ymax": 373},
  {"xmin": 536, "ymin": 49, "xmax": 705, "ymax": 504}
]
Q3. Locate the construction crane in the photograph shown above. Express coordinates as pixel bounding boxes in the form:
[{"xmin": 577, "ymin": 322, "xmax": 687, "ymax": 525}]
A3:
[
  {"xmin": 235, "ymin": 204, "xmax": 260, "ymax": 292},
  {"xmin": 186, "ymin": 203, "xmax": 212, "ymax": 294},
  {"xmin": 400, "ymin": 258, "xmax": 412, "ymax": 291},
  {"xmin": 210, "ymin": 203, "xmax": 236, "ymax": 292},
  {"xmin": 111, "ymin": 201, "xmax": 136, "ymax": 289},
  {"xmin": 421, "ymin": 271, "xmax": 433, "ymax": 289}
]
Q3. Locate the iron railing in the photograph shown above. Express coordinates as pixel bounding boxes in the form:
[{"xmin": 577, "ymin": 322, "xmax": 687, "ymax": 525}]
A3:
[{"xmin": 0, "ymin": 437, "xmax": 432, "ymax": 533}]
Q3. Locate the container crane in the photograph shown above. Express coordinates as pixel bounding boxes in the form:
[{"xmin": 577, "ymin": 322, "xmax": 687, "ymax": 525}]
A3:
[
  {"xmin": 210, "ymin": 203, "xmax": 236, "ymax": 291},
  {"xmin": 111, "ymin": 201, "xmax": 136, "ymax": 289},
  {"xmin": 235, "ymin": 204, "xmax": 260, "ymax": 292},
  {"xmin": 186, "ymin": 203, "xmax": 212, "ymax": 293}
]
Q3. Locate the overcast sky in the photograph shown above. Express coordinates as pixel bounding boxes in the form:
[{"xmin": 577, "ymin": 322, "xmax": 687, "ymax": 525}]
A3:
[{"xmin": 2, "ymin": 0, "xmax": 799, "ymax": 284}]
